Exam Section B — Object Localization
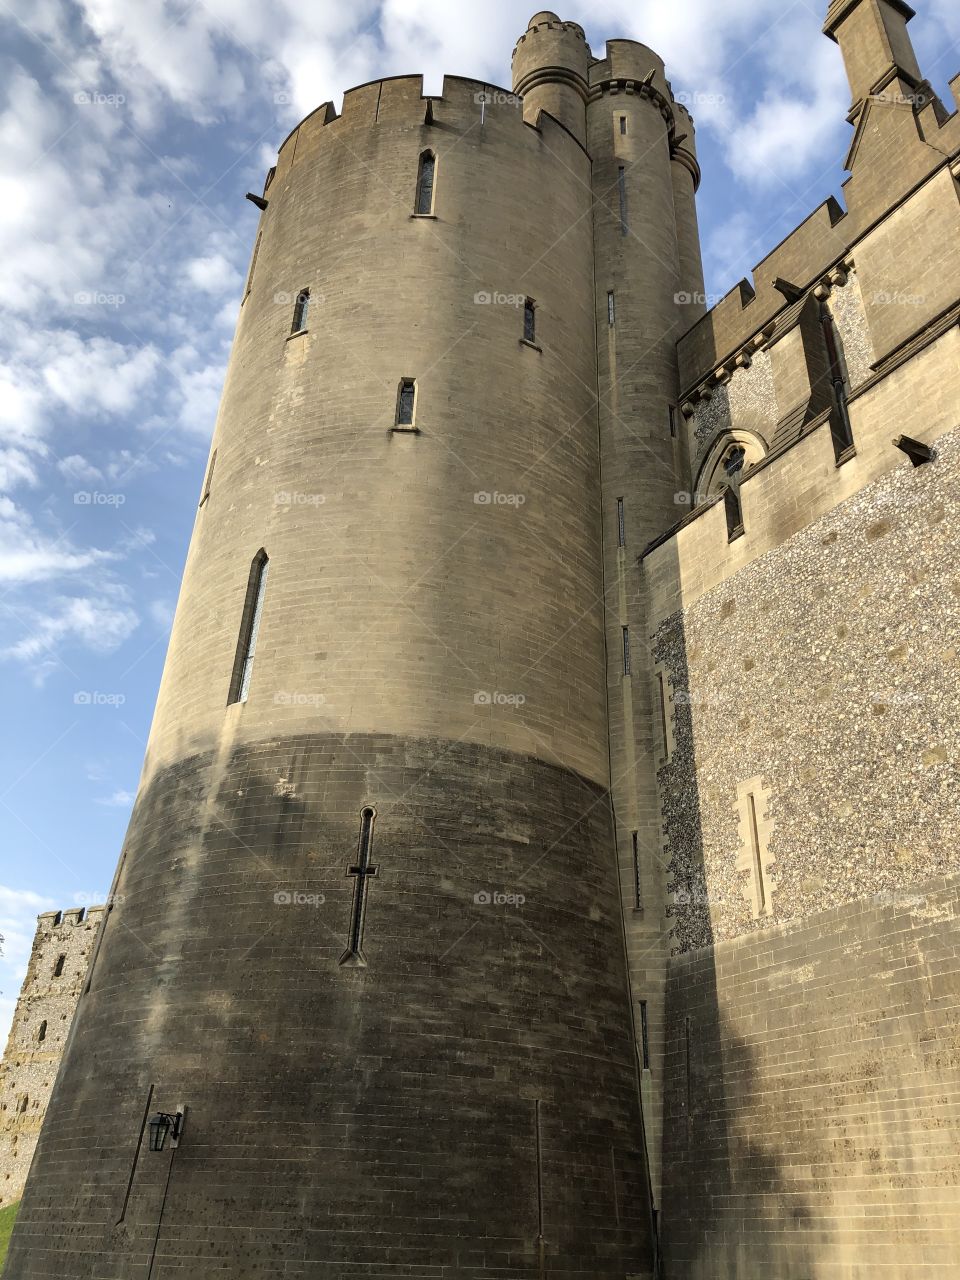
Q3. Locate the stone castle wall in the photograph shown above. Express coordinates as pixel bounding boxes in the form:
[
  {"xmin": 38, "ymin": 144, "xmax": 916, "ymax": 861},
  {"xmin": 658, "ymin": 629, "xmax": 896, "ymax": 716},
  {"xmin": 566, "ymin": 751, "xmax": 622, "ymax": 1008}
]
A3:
[
  {"xmin": 661, "ymin": 873, "xmax": 960, "ymax": 1276},
  {"xmin": 633, "ymin": 38, "xmax": 960, "ymax": 1266},
  {"xmin": 6, "ymin": 7, "xmax": 960, "ymax": 1278},
  {"xmin": 0, "ymin": 908, "xmax": 101, "ymax": 1208},
  {"xmin": 652, "ymin": 422, "xmax": 960, "ymax": 951}
]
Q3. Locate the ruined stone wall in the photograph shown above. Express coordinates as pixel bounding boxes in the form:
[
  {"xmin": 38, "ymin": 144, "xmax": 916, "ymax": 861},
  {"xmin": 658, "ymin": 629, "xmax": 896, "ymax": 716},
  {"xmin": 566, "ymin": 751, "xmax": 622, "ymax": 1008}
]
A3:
[{"xmin": 0, "ymin": 908, "xmax": 100, "ymax": 1208}]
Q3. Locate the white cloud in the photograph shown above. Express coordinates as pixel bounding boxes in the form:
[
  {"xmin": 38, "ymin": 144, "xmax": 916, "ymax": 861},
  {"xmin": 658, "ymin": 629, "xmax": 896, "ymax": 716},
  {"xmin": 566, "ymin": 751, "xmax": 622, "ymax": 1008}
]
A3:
[
  {"xmin": 186, "ymin": 253, "xmax": 240, "ymax": 295},
  {"xmin": 94, "ymin": 788, "xmax": 135, "ymax": 807},
  {"xmin": 149, "ymin": 598, "xmax": 175, "ymax": 629},
  {"xmin": 58, "ymin": 454, "xmax": 105, "ymax": 485},
  {"xmin": 0, "ymin": 498, "xmax": 116, "ymax": 584},
  {"xmin": 40, "ymin": 334, "xmax": 161, "ymax": 416},
  {"xmin": 0, "ymin": 448, "xmax": 41, "ymax": 491},
  {"xmin": 0, "ymin": 594, "xmax": 139, "ymax": 661},
  {"xmin": 168, "ymin": 345, "xmax": 228, "ymax": 433}
]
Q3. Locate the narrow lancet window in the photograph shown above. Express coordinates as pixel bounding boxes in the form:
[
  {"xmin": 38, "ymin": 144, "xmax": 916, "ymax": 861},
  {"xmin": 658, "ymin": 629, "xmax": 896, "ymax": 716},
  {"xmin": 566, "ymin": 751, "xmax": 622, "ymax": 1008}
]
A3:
[
  {"xmin": 639, "ymin": 1000, "xmax": 650, "ymax": 1068},
  {"xmin": 607, "ymin": 291, "xmax": 616, "ymax": 326},
  {"xmin": 723, "ymin": 443, "xmax": 746, "ymax": 539},
  {"xmin": 243, "ymin": 229, "xmax": 262, "ymax": 301},
  {"xmin": 632, "ymin": 831, "xmax": 642, "ymax": 910},
  {"xmin": 523, "ymin": 298, "xmax": 536, "ymax": 344},
  {"xmin": 617, "ymin": 498, "xmax": 626, "ymax": 548},
  {"xmin": 820, "ymin": 301, "xmax": 855, "ymax": 459},
  {"xmin": 657, "ymin": 671, "xmax": 669, "ymax": 756},
  {"xmin": 416, "ymin": 151, "xmax": 436, "ymax": 215},
  {"xmin": 622, "ymin": 626, "xmax": 631, "ymax": 676},
  {"xmin": 396, "ymin": 379, "xmax": 417, "ymax": 427},
  {"xmin": 37, "ymin": 1020, "xmax": 47, "ymax": 1043},
  {"xmin": 747, "ymin": 792, "xmax": 766, "ymax": 915},
  {"xmin": 229, "ymin": 551, "xmax": 270, "ymax": 705},
  {"xmin": 53, "ymin": 954, "xmax": 66, "ymax": 977},
  {"xmin": 199, "ymin": 449, "xmax": 217, "ymax": 507},
  {"xmin": 619, "ymin": 115, "xmax": 627, "ymax": 136},
  {"xmin": 291, "ymin": 288, "xmax": 309, "ymax": 333}
]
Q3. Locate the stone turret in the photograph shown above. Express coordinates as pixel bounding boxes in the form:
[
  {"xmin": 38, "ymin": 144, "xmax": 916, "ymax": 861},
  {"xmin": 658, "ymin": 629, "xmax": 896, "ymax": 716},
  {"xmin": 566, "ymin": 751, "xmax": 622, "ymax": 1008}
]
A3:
[{"xmin": 511, "ymin": 11, "xmax": 591, "ymax": 144}]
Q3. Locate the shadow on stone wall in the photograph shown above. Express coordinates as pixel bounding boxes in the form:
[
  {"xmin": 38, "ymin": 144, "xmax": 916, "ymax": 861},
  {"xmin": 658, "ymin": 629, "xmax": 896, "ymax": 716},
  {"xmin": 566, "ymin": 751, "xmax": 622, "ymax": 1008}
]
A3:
[
  {"xmin": 661, "ymin": 960, "xmax": 824, "ymax": 1279},
  {"xmin": 654, "ymin": 606, "xmax": 825, "ymax": 1278},
  {"xmin": 9, "ymin": 731, "xmax": 653, "ymax": 1279}
]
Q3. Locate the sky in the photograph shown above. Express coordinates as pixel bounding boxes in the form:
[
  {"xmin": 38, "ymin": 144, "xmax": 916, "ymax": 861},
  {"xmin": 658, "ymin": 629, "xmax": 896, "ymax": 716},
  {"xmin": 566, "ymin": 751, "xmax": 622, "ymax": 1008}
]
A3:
[{"xmin": 0, "ymin": 0, "xmax": 958, "ymax": 1044}]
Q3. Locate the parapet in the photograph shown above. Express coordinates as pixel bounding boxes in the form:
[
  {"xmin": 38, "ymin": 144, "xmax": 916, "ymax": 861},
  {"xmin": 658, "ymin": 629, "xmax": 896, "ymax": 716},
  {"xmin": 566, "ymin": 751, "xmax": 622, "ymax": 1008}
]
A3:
[
  {"xmin": 678, "ymin": 197, "xmax": 849, "ymax": 391},
  {"xmin": 589, "ymin": 39, "xmax": 668, "ymax": 101},
  {"xmin": 512, "ymin": 12, "xmax": 589, "ymax": 62},
  {"xmin": 272, "ymin": 73, "xmax": 589, "ymax": 188},
  {"xmin": 35, "ymin": 905, "xmax": 104, "ymax": 931}
]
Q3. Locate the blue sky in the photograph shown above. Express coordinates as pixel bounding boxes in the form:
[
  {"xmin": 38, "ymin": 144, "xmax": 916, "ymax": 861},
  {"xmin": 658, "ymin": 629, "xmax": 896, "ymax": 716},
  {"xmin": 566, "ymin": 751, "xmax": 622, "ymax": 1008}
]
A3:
[{"xmin": 0, "ymin": 0, "xmax": 957, "ymax": 1040}]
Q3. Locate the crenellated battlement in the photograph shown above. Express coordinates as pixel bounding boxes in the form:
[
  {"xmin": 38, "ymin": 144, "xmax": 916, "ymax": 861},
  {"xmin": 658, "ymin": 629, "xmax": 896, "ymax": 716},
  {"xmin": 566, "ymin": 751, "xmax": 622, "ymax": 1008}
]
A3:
[
  {"xmin": 678, "ymin": 63, "xmax": 960, "ymax": 396},
  {"xmin": 512, "ymin": 11, "xmax": 587, "ymax": 57},
  {"xmin": 271, "ymin": 72, "xmax": 588, "ymax": 191}
]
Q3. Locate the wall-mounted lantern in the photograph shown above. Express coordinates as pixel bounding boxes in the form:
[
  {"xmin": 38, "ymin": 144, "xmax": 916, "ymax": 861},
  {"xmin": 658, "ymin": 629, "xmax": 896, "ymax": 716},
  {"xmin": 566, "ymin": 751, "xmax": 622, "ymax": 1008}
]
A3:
[{"xmin": 148, "ymin": 1109, "xmax": 185, "ymax": 1152}]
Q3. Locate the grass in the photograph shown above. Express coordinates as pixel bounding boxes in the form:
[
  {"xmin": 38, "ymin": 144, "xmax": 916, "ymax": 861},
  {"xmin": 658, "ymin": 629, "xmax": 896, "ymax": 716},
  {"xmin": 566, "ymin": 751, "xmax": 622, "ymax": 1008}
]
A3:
[{"xmin": 0, "ymin": 1202, "xmax": 17, "ymax": 1275}]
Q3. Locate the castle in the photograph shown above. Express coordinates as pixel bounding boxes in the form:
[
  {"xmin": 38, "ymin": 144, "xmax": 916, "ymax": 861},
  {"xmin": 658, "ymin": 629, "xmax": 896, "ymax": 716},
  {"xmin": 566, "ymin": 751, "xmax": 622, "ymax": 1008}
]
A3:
[
  {"xmin": 0, "ymin": 908, "xmax": 102, "ymax": 1210},
  {"xmin": 4, "ymin": 2, "xmax": 960, "ymax": 1276}
]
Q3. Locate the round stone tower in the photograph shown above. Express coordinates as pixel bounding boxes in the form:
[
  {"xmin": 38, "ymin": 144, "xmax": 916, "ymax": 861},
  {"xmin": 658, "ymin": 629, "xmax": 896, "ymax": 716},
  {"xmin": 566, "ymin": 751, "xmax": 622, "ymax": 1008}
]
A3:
[
  {"xmin": 589, "ymin": 39, "xmax": 705, "ymax": 1206},
  {"xmin": 10, "ymin": 14, "xmax": 707, "ymax": 1277},
  {"xmin": 512, "ymin": 12, "xmax": 591, "ymax": 144},
  {"xmin": 7, "ymin": 57, "xmax": 673, "ymax": 1280}
]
